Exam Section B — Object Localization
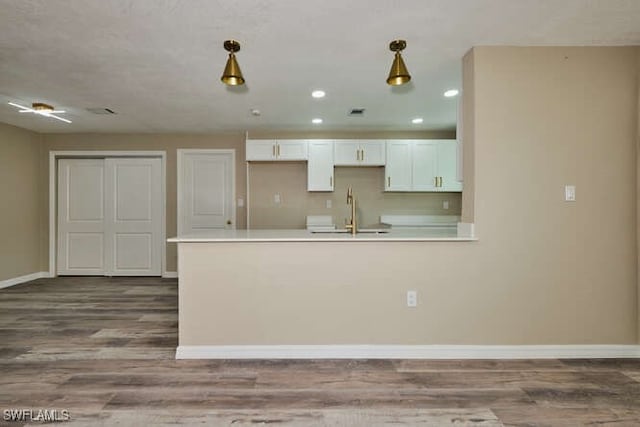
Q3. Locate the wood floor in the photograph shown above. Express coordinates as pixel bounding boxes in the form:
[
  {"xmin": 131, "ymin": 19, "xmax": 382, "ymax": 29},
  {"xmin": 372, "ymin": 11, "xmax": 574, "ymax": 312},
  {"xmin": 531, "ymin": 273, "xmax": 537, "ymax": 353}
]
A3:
[{"xmin": 1, "ymin": 277, "xmax": 639, "ymax": 426}]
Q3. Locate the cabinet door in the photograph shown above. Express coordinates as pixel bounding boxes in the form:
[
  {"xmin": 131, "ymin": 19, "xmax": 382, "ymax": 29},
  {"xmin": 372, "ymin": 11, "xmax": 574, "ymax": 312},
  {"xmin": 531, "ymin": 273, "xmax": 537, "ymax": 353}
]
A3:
[
  {"xmin": 437, "ymin": 140, "xmax": 462, "ymax": 192},
  {"xmin": 360, "ymin": 140, "xmax": 386, "ymax": 165},
  {"xmin": 385, "ymin": 141, "xmax": 412, "ymax": 191},
  {"xmin": 307, "ymin": 140, "xmax": 334, "ymax": 191},
  {"xmin": 412, "ymin": 141, "xmax": 438, "ymax": 191},
  {"xmin": 334, "ymin": 141, "xmax": 361, "ymax": 165},
  {"xmin": 277, "ymin": 140, "xmax": 308, "ymax": 160},
  {"xmin": 246, "ymin": 140, "xmax": 277, "ymax": 161}
]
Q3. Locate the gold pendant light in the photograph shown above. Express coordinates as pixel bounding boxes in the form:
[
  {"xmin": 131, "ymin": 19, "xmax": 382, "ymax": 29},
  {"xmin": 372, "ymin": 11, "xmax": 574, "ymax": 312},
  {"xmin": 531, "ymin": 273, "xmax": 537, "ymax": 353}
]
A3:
[
  {"xmin": 386, "ymin": 40, "xmax": 411, "ymax": 86},
  {"xmin": 221, "ymin": 40, "xmax": 245, "ymax": 86}
]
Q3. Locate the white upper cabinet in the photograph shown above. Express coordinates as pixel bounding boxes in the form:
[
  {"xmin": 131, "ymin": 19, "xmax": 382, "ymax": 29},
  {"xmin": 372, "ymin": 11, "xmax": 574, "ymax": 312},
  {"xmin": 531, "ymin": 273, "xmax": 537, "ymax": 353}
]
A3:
[
  {"xmin": 334, "ymin": 140, "xmax": 385, "ymax": 166},
  {"xmin": 246, "ymin": 139, "xmax": 308, "ymax": 161},
  {"xmin": 436, "ymin": 141, "xmax": 463, "ymax": 192},
  {"xmin": 385, "ymin": 140, "xmax": 462, "ymax": 192},
  {"xmin": 385, "ymin": 141, "xmax": 412, "ymax": 191},
  {"xmin": 307, "ymin": 140, "xmax": 334, "ymax": 192},
  {"xmin": 411, "ymin": 141, "xmax": 438, "ymax": 191}
]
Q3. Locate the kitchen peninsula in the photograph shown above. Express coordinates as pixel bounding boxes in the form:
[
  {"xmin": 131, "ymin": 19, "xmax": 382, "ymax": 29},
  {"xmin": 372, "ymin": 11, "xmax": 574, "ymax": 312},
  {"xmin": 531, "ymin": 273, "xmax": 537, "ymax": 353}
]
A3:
[{"xmin": 169, "ymin": 224, "xmax": 476, "ymax": 359}]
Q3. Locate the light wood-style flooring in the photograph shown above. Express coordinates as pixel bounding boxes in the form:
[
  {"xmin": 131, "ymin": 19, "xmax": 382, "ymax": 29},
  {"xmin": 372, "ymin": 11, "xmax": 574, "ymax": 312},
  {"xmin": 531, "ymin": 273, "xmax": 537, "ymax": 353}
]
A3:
[{"xmin": 1, "ymin": 277, "xmax": 640, "ymax": 426}]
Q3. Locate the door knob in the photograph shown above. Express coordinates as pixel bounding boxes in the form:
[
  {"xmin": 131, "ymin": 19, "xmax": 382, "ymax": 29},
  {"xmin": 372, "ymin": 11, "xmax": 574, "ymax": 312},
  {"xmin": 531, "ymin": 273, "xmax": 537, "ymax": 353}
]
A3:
[{"xmin": 226, "ymin": 220, "xmax": 232, "ymax": 225}]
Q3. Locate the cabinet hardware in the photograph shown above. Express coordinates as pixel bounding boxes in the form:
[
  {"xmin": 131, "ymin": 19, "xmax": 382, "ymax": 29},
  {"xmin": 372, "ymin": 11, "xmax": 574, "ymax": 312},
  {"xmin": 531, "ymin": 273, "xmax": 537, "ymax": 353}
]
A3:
[
  {"xmin": 359, "ymin": 149, "xmax": 363, "ymax": 161},
  {"xmin": 388, "ymin": 176, "xmax": 391, "ymax": 187},
  {"xmin": 330, "ymin": 176, "xmax": 333, "ymax": 187},
  {"xmin": 226, "ymin": 220, "xmax": 232, "ymax": 225},
  {"xmin": 272, "ymin": 145, "xmax": 276, "ymax": 157},
  {"xmin": 277, "ymin": 144, "xmax": 280, "ymax": 156},
  {"xmin": 439, "ymin": 176, "xmax": 443, "ymax": 187},
  {"xmin": 434, "ymin": 176, "xmax": 438, "ymax": 187}
]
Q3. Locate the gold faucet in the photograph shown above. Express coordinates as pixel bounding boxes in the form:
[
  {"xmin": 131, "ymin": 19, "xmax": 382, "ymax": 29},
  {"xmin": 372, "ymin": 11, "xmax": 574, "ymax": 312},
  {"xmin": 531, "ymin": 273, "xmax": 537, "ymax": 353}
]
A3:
[{"xmin": 345, "ymin": 186, "xmax": 357, "ymax": 235}]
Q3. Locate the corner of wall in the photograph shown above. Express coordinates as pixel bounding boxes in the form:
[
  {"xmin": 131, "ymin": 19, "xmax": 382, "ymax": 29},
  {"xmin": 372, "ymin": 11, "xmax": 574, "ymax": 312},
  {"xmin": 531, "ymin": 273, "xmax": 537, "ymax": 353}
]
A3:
[{"xmin": 461, "ymin": 48, "xmax": 475, "ymax": 225}]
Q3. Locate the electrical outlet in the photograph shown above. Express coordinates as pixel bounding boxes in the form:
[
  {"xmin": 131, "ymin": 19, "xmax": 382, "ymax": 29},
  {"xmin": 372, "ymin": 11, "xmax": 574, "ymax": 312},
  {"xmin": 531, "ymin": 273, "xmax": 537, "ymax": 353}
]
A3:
[
  {"xmin": 274, "ymin": 193, "xmax": 281, "ymax": 204},
  {"xmin": 326, "ymin": 199, "xmax": 332, "ymax": 209},
  {"xmin": 406, "ymin": 290, "xmax": 417, "ymax": 307},
  {"xmin": 443, "ymin": 200, "xmax": 449, "ymax": 210},
  {"xmin": 237, "ymin": 197, "xmax": 244, "ymax": 207}
]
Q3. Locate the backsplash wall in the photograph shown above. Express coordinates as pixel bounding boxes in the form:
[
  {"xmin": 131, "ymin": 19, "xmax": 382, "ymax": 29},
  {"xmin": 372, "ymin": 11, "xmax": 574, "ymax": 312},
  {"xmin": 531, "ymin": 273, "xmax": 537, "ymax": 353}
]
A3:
[{"xmin": 248, "ymin": 162, "xmax": 462, "ymax": 229}]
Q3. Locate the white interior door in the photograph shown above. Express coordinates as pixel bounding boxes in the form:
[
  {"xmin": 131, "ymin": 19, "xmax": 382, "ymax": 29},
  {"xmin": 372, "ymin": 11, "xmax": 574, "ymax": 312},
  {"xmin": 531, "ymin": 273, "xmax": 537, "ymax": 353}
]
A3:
[
  {"xmin": 57, "ymin": 157, "xmax": 162, "ymax": 276},
  {"xmin": 105, "ymin": 158, "xmax": 162, "ymax": 276},
  {"xmin": 57, "ymin": 159, "xmax": 106, "ymax": 275},
  {"xmin": 178, "ymin": 150, "xmax": 235, "ymax": 234}
]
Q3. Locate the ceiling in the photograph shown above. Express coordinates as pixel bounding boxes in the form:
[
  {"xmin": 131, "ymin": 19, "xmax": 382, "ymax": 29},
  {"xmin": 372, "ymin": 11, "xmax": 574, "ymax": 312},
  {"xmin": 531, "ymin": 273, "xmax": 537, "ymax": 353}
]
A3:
[{"xmin": 1, "ymin": 0, "xmax": 639, "ymax": 134}]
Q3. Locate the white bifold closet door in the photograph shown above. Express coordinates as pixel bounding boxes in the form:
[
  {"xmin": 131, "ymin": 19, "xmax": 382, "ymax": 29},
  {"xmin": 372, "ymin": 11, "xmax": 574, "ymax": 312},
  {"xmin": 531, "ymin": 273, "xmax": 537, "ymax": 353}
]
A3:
[{"xmin": 57, "ymin": 158, "xmax": 162, "ymax": 276}]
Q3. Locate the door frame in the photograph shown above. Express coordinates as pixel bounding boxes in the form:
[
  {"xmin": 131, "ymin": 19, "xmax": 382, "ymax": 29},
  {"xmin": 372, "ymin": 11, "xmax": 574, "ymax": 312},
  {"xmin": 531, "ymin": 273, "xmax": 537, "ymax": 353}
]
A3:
[
  {"xmin": 49, "ymin": 151, "xmax": 167, "ymax": 277},
  {"xmin": 177, "ymin": 149, "xmax": 236, "ymax": 236}
]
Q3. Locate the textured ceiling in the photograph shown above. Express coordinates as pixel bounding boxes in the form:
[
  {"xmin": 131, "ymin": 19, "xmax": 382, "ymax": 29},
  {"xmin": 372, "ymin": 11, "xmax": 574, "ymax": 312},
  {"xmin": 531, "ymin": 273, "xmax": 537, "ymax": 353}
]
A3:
[{"xmin": 0, "ymin": 0, "xmax": 639, "ymax": 133}]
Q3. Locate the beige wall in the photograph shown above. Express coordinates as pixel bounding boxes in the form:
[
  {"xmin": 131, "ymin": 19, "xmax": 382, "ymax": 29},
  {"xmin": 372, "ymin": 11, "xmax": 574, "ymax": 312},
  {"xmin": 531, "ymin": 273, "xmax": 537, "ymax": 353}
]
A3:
[
  {"xmin": 0, "ymin": 122, "xmax": 43, "ymax": 281},
  {"xmin": 179, "ymin": 46, "xmax": 640, "ymax": 346},
  {"xmin": 462, "ymin": 46, "xmax": 639, "ymax": 343},
  {"xmin": 249, "ymin": 163, "xmax": 461, "ymax": 229}
]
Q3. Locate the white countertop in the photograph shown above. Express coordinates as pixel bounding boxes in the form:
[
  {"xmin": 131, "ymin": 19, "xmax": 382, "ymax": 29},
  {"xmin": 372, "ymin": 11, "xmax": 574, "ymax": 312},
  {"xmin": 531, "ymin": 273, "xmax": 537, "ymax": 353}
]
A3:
[{"xmin": 168, "ymin": 227, "xmax": 477, "ymax": 243}]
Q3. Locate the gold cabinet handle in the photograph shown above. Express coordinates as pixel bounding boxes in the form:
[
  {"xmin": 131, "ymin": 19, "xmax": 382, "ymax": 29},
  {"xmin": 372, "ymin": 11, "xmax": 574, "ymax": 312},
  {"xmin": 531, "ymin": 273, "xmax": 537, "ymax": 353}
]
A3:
[
  {"xmin": 272, "ymin": 144, "xmax": 276, "ymax": 157},
  {"xmin": 330, "ymin": 176, "xmax": 333, "ymax": 187},
  {"xmin": 434, "ymin": 176, "xmax": 438, "ymax": 187},
  {"xmin": 277, "ymin": 144, "xmax": 280, "ymax": 156},
  {"xmin": 387, "ymin": 176, "xmax": 391, "ymax": 187},
  {"xmin": 439, "ymin": 176, "xmax": 443, "ymax": 187},
  {"xmin": 360, "ymin": 149, "xmax": 364, "ymax": 161}
]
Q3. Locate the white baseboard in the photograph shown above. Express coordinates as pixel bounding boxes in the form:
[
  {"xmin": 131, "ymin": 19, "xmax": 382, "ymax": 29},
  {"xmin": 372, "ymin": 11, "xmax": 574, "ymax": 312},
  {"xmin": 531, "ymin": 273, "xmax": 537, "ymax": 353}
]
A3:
[
  {"xmin": 163, "ymin": 271, "xmax": 178, "ymax": 278},
  {"xmin": 176, "ymin": 344, "xmax": 640, "ymax": 360},
  {"xmin": 0, "ymin": 271, "xmax": 50, "ymax": 290}
]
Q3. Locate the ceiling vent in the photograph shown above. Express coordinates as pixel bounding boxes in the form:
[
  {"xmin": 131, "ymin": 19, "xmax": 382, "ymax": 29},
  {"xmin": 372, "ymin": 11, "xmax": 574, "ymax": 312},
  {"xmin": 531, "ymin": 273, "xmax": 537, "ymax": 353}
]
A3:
[
  {"xmin": 348, "ymin": 108, "xmax": 366, "ymax": 116},
  {"xmin": 86, "ymin": 108, "xmax": 117, "ymax": 115}
]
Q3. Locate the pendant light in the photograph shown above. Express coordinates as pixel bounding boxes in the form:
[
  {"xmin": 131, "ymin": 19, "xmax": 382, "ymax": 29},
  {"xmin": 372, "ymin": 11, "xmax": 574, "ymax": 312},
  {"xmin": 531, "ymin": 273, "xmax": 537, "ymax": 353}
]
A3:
[
  {"xmin": 386, "ymin": 40, "xmax": 411, "ymax": 86},
  {"xmin": 221, "ymin": 40, "xmax": 245, "ymax": 86}
]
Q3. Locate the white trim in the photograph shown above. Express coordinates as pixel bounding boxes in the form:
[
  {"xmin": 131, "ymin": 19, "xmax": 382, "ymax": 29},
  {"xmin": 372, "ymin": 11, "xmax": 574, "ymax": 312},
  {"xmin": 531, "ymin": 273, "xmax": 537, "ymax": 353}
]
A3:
[
  {"xmin": 0, "ymin": 272, "xmax": 50, "ymax": 290},
  {"xmin": 177, "ymin": 149, "xmax": 236, "ymax": 236},
  {"xmin": 162, "ymin": 271, "xmax": 178, "ymax": 279},
  {"xmin": 49, "ymin": 151, "xmax": 167, "ymax": 277},
  {"xmin": 176, "ymin": 344, "xmax": 640, "ymax": 360}
]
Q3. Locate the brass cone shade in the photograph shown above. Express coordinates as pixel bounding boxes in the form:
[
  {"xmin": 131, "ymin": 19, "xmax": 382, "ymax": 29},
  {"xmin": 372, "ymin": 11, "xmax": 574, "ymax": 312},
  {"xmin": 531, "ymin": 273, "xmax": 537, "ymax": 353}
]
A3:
[
  {"xmin": 387, "ymin": 51, "xmax": 411, "ymax": 86},
  {"xmin": 221, "ymin": 52, "xmax": 245, "ymax": 86}
]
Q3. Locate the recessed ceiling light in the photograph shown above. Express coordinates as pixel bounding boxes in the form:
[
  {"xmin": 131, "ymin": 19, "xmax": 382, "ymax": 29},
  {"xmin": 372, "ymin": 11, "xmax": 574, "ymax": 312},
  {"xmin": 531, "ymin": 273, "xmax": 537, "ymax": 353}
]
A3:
[
  {"xmin": 311, "ymin": 90, "xmax": 326, "ymax": 98},
  {"xmin": 444, "ymin": 89, "xmax": 459, "ymax": 98},
  {"xmin": 411, "ymin": 118, "xmax": 423, "ymax": 124},
  {"xmin": 312, "ymin": 118, "xmax": 323, "ymax": 124}
]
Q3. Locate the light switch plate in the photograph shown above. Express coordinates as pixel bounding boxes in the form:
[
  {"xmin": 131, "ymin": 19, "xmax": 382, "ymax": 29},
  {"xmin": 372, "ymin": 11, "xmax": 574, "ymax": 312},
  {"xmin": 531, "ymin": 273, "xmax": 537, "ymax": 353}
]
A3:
[
  {"xmin": 443, "ymin": 200, "xmax": 449, "ymax": 210},
  {"xmin": 326, "ymin": 199, "xmax": 332, "ymax": 209},
  {"xmin": 564, "ymin": 185, "xmax": 576, "ymax": 202},
  {"xmin": 274, "ymin": 193, "xmax": 281, "ymax": 204},
  {"xmin": 406, "ymin": 290, "xmax": 417, "ymax": 307},
  {"xmin": 237, "ymin": 197, "xmax": 244, "ymax": 207}
]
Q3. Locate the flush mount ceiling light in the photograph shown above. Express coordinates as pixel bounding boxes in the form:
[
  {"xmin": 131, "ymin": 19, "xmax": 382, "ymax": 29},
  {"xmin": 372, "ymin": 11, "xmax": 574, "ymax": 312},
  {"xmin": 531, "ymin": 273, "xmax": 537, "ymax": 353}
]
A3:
[
  {"xmin": 8, "ymin": 102, "xmax": 71, "ymax": 123},
  {"xmin": 221, "ymin": 40, "xmax": 245, "ymax": 86},
  {"xmin": 386, "ymin": 40, "xmax": 411, "ymax": 86},
  {"xmin": 312, "ymin": 118, "xmax": 323, "ymax": 124},
  {"xmin": 444, "ymin": 89, "xmax": 459, "ymax": 97},
  {"xmin": 311, "ymin": 90, "xmax": 326, "ymax": 98},
  {"xmin": 411, "ymin": 118, "xmax": 423, "ymax": 124}
]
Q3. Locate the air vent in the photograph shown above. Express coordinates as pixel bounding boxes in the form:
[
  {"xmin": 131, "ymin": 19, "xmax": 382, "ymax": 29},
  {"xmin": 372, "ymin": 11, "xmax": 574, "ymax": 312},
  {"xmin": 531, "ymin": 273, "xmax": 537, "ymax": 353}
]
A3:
[
  {"xmin": 348, "ymin": 108, "xmax": 366, "ymax": 116},
  {"xmin": 86, "ymin": 108, "xmax": 117, "ymax": 115}
]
